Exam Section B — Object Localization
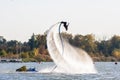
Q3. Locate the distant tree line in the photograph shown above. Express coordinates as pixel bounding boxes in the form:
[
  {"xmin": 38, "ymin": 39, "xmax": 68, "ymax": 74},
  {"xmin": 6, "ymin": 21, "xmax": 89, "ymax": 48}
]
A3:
[
  {"xmin": 0, "ymin": 33, "xmax": 120, "ymax": 62},
  {"xmin": 62, "ymin": 33, "xmax": 120, "ymax": 61},
  {"xmin": 0, "ymin": 33, "xmax": 51, "ymax": 62}
]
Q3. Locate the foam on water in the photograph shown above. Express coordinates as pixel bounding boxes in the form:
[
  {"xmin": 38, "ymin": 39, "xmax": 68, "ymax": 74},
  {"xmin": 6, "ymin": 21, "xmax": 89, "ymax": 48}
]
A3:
[{"xmin": 46, "ymin": 23, "xmax": 97, "ymax": 74}]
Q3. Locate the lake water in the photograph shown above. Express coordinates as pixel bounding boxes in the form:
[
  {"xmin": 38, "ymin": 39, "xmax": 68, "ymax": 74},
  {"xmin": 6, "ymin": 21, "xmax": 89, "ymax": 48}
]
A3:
[{"xmin": 0, "ymin": 62, "xmax": 120, "ymax": 80}]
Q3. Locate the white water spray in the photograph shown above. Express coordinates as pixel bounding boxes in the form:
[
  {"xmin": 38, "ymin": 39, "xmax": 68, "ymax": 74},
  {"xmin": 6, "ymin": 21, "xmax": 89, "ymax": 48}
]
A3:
[{"xmin": 46, "ymin": 22, "xmax": 97, "ymax": 74}]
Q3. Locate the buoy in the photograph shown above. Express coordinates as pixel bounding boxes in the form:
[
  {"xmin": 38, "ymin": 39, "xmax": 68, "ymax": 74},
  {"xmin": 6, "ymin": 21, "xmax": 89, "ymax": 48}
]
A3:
[{"xmin": 115, "ymin": 62, "xmax": 117, "ymax": 65}]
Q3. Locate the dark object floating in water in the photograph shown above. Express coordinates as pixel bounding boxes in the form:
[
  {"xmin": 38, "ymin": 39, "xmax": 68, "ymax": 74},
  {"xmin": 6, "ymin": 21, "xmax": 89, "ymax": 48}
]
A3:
[
  {"xmin": 115, "ymin": 62, "xmax": 118, "ymax": 65},
  {"xmin": 16, "ymin": 66, "xmax": 37, "ymax": 72}
]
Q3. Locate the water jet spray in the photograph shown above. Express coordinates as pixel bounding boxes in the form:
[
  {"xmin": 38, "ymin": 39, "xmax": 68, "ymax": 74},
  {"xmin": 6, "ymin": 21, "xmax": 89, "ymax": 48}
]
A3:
[{"xmin": 45, "ymin": 21, "xmax": 97, "ymax": 74}]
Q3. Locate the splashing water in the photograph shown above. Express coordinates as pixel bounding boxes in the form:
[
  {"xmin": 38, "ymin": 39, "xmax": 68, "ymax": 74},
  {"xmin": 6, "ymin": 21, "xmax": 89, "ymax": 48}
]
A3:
[{"xmin": 46, "ymin": 22, "xmax": 97, "ymax": 74}]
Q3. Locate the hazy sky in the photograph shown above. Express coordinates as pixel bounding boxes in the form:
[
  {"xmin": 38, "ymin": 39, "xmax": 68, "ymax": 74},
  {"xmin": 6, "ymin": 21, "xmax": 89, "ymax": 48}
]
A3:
[{"xmin": 0, "ymin": 0, "xmax": 120, "ymax": 42}]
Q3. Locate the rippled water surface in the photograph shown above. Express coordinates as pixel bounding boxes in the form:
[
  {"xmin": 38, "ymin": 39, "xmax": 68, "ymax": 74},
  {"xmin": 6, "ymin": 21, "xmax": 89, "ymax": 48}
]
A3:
[{"xmin": 0, "ymin": 62, "xmax": 120, "ymax": 80}]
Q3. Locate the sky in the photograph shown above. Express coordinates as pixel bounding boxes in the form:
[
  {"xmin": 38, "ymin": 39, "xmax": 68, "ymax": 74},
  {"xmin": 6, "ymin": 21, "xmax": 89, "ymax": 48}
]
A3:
[{"xmin": 0, "ymin": 0, "xmax": 120, "ymax": 42}]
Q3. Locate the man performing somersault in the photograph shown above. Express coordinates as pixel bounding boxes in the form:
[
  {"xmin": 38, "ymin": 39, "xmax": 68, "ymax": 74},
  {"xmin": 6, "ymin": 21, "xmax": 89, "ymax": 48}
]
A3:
[{"xmin": 46, "ymin": 21, "xmax": 97, "ymax": 74}]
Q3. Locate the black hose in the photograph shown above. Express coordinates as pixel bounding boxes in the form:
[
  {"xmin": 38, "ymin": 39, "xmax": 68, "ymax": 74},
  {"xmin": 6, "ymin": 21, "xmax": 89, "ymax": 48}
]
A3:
[{"xmin": 59, "ymin": 23, "xmax": 64, "ymax": 55}]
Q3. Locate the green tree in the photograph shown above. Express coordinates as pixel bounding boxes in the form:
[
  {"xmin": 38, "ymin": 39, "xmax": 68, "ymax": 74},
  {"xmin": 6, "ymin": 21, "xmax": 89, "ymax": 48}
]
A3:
[
  {"xmin": 83, "ymin": 34, "xmax": 97, "ymax": 53},
  {"xmin": 110, "ymin": 35, "xmax": 120, "ymax": 50},
  {"xmin": 0, "ymin": 49, "xmax": 7, "ymax": 57},
  {"xmin": 28, "ymin": 33, "xmax": 36, "ymax": 50},
  {"xmin": 35, "ymin": 34, "xmax": 46, "ymax": 48},
  {"xmin": 97, "ymin": 40, "xmax": 111, "ymax": 56},
  {"xmin": 112, "ymin": 49, "xmax": 120, "ymax": 60},
  {"xmin": 73, "ymin": 34, "xmax": 83, "ymax": 47}
]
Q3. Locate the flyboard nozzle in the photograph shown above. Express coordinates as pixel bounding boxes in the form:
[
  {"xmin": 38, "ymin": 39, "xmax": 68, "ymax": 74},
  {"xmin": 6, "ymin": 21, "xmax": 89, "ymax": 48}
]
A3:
[{"xmin": 61, "ymin": 21, "xmax": 69, "ymax": 31}]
